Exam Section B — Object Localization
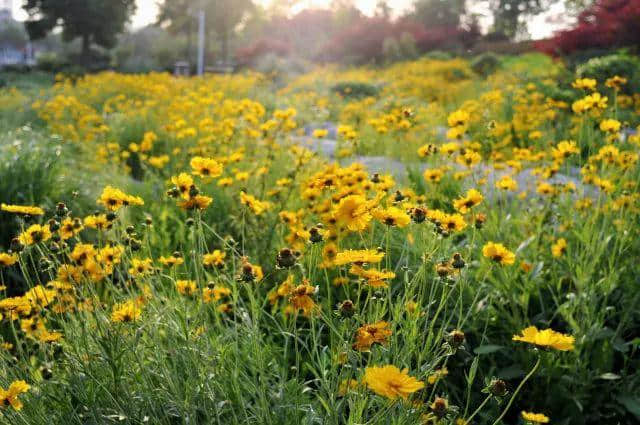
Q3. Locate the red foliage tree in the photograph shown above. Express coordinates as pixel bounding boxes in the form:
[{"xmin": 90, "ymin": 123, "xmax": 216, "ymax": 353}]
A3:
[{"xmin": 537, "ymin": 0, "xmax": 640, "ymax": 55}]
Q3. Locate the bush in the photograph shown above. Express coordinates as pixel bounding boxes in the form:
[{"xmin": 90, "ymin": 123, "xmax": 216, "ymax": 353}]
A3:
[
  {"xmin": 537, "ymin": 0, "xmax": 640, "ymax": 56},
  {"xmin": 330, "ymin": 81, "xmax": 380, "ymax": 99},
  {"xmin": 470, "ymin": 52, "xmax": 501, "ymax": 77},
  {"xmin": 577, "ymin": 54, "xmax": 640, "ymax": 93}
]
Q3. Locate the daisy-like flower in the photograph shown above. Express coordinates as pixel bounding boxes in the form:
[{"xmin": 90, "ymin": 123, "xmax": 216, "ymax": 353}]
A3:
[
  {"xmin": 176, "ymin": 280, "xmax": 197, "ymax": 296},
  {"xmin": 18, "ymin": 224, "xmax": 52, "ymax": 246},
  {"xmin": 521, "ymin": 411, "xmax": 550, "ymax": 424},
  {"xmin": 1, "ymin": 204, "xmax": 44, "ymax": 216},
  {"xmin": 0, "ymin": 252, "xmax": 19, "ymax": 267},
  {"xmin": 203, "ymin": 250, "xmax": 226, "ymax": 268},
  {"xmin": 371, "ymin": 206, "xmax": 410, "ymax": 227},
  {"xmin": 190, "ymin": 156, "xmax": 223, "ymax": 178},
  {"xmin": 453, "ymin": 188, "xmax": 483, "ymax": 214},
  {"xmin": 551, "ymin": 238, "xmax": 567, "ymax": 257},
  {"xmin": 111, "ymin": 300, "xmax": 142, "ymax": 323},
  {"xmin": 333, "ymin": 249, "xmax": 384, "ymax": 266},
  {"xmin": 482, "ymin": 242, "xmax": 515, "ymax": 265},
  {"xmin": 363, "ymin": 365, "xmax": 425, "ymax": 400},
  {"xmin": 513, "ymin": 326, "xmax": 574, "ymax": 351},
  {"xmin": 496, "ymin": 175, "xmax": 518, "ymax": 191},
  {"xmin": 0, "ymin": 380, "xmax": 30, "ymax": 411},
  {"xmin": 98, "ymin": 186, "xmax": 144, "ymax": 211},
  {"xmin": 333, "ymin": 195, "xmax": 373, "ymax": 232},
  {"xmin": 353, "ymin": 321, "xmax": 392, "ymax": 351}
]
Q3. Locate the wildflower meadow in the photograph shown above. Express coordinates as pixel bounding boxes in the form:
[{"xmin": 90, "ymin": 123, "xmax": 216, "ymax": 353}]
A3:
[{"xmin": 0, "ymin": 52, "xmax": 639, "ymax": 425}]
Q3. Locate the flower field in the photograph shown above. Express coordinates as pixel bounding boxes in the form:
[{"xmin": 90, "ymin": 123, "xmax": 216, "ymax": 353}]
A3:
[{"xmin": 0, "ymin": 53, "xmax": 639, "ymax": 424}]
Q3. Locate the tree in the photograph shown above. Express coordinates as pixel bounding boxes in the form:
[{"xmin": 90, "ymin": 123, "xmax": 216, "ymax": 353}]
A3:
[
  {"xmin": 157, "ymin": 0, "xmax": 253, "ymax": 63},
  {"xmin": 23, "ymin": 0, "xmax": 136, "ymax": 56},
  {"xmin": 489, "ymin": 0, "xmax": 558, "ymax": 39},
  {"xmin": 413, "ymin": 0, "xmax": 466, "ymax": 29}
]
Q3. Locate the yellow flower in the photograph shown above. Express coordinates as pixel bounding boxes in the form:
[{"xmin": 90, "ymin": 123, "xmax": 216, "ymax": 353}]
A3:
[
  {"xmin": 171, "ymin": 173, "xmax": 195, "ymax": 199},
  {"xmin": 521, "ymin": 411, "xmax": 550, "ymax": 423},
  {"xmin": 333, "ymin": 195, "xmax": 373, "ymax": 232},
  {"xmin": 353, "ymin": 321, "xmax": 392, "ymax": 351},
  {"xmin": 176, "ymin": 280, "xmax": 197, "ymax": 296},
  {"xmin": 0, "ymin": 380, "xmax": 30, "ymax": 411},
  {"xmin": 203, "ymin": 250, "xmax": 226, "ymax": 268},
  {"xmin": 190, "ymin": 156, "xmax": 223, "ymax": 178},
  {"xmin": 98, "ymin": 186, "xmax": 144, "ymax": 211},
  {"xmin": 1, "ymin": 203, "xmax": 44, "ymax": 216},
  {"xmin": 453, "ymin": 188, "xmax": 483, "ymax": 214},
  {"xmin": 599, "ymin": 119, "xmax": 621, "ymax": 134},
  {"xmin": 18, "ymin": 224, "xmax": 52, "ymax": 246},
  {"xmin": 513, "ymin": 326, "xmax": 574, "ymax": 351},
  {"xmin": 496, "ymin": 175, "xmax": 518, "ymax": 191},
  {"xmin": 482, "ymin": 242, "xmax": 515, "ymax": 265},
  {"xmin": 111, "ymin": 300, "xmax": 142, "ymax": 323},
  {"xmin": 371, "ymin": 206, "xmax": 410, "ymax": 227},
  {"xmin": 240, "ymin": 191, "xmax": 271, "ymax": 215},
  {"xmin": 363, "ymin": 365, "xmax": 425, "ymax": 400},
  {"xmin": 0, "ymin": 252, "xmax": 19, "ymax": 267},
  {"xmin": 551, "ymin": 238, "xmax": 567, "ymax": 257},
  {"xmin": 333, "ymin": 249, "xmax": 384, "ymax": 266},
  {"xmin": 129, "ymin": 258, "xmax": 154, "ymax": 277},
  {"xmin": 572, "ymin": 78, "xmax": 596, "ymax": 91}
]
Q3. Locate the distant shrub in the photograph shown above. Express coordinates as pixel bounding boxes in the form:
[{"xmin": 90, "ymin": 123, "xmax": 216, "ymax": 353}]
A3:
[
  {"xmin": 537, "ymin": 0, "xmax": 640, "ymax": 56},
  {"xmin": 330, "ymin": 82, "xmax": 379, "ymax": 99},
  {"xmin": 423, "ymin": 50, "xmax": 453, "ymax": 60},
  {"xmin": 577, "ymin": 54, "xmax": 640, "ymax": 93},
  {"xmin": 470, "ymin": 52, "xmax": 501, "ymax": 77},
  {"xmin": 36, "ymin": 52, "xmax": 70, "ymax": 73}
]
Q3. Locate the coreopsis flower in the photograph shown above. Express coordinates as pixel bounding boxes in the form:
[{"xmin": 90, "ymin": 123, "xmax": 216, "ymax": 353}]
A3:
[
  {"xmin": 203, "ymin": 250, "xmax": 226, "ymax": 268},
  {"xmin": 0, "ymin": 380, "xmax": 30, "ymax": 411},
  {"xmin": 59, "ymin": 217, "xmax": 83, "ymax": 239},
  {"xmin": 372, "ymin": 206, "xmax": 410, "ymax": 227},
  {"xmin": 551, "ymin": 238, "xmax": 567, "ymax": 257},
  {"xmin": 605, "ymin": 76, "xmax": 627, "ymax": 90},
  {"xmin": 456, "ymin": 150, "xmax": 482, "ymax": 168},
  {"xmin": 334, "ymin": 249, "xmax": 384, "ymax": 266},
  {"xmin": 482, "ymin": 242, "xmax": 515, "ymax": 265},
  {"xmin": 313, "ymin": 128, "xmax": 328, "ymax": 138},
  {"xmin": 128, "ymin": 258, "xmax": 154, "ymax": 277},
  {"xmin": 333, "ymin": 195, "xmax": 373, "ymax": 232},
  {"xmin": 176, "ymin": 280, "xmax": 197, "ymax": 296},
  {"xmin": 98, "ymin": 186, "xmax": 144, "ymax": 211},
  {"xmin": 239, "ymin": 258, "xmax": 263, "ymax": 282},
  {"xmin": 97, "ymin": 245, "xmax": 124, "ymax": 266},
  {"xmin": 572, "ymin": 78, "xmax": 596, "ymax": 91},
  {"xmin": 1, "ymin": 203, "xmax": 44, "ymax": 216},
  {"xmin": 439, "ymin": 213, "xmax": 467, "ymax": 233},
  {"xmin": 423, "ymin": 168, "xmax": 444, "ymax": 183},
  {"xmin": 202, "ymin": 284, "xmax": 231, "ymax": 303},
  {"xmin": 286, "ymin": 282, "xmax": 317, "ymax": 316},
  {"xmin": 551, "ymin": 140, "xmax": 580, "ymax": 161},
  {"xmin": 599, "ymin": 118, "xmax": 621, "ymax": 134},
  {"xmin": 18, "ymin": 224, "xmax": 52, "ymax": 246},
  {"xmin": 178, "ymin": 194, "xmax": 212, "ymax": 211},
  {"xmin": 349, "ymin": 265, "xmax": 395, "ymax": 288},
  {"xmin": 111, "ymin": 300, "xmax": 142, "ymax": 323},
  {"xmin": 239, "ymin": 191, "xmax": 271, "ymax": 215},
  {"xmin": 536, "ymin": 182, "xmax": 556, "ymax": 196},
  {"xmin": 353, "ymin": 321, "xmax": 392, "ymax": 351},
  {"xmin": 453, "ymin": 188, "xmax": 483, "ymax": 214},
  {"xmin": 84, "ymin": 214, "xmax": 112, "ymax": 231},
  {"xmin": 0, "ymin": 252, "xmax": 18, "ymax": 267},
  {"xmin": 170, "ymin": 173, "xmax": 195, "ymax": 199},
  {"xmin": 427, "ymin": 367, "xmax": 449, "ymax": 385},
  {"xmin": 521, "ymin": 411, "xmax": 550, "ymax": 424},
  {"xmin": 190, "ymin": 156, "xmax": 223, "ymax": 178},
  {"xmin": 363, "ymin": 365, "xmax": 425, "ymax": 400},
  {"xmin": 159, "ymin": 253, "xmax": 184, "ymax": 267},
  {"xmin": 512, "ymin": 326, "xmax": 574, "ymax": 351},
  {"xmin": 496, "ymin": 175, "xmax": 518, "ymax": 191}
]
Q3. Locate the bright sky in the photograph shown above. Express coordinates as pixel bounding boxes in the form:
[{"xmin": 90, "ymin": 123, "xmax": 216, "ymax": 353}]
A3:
[{"xmin": 12, "ymin": 0, "xmax": 571, "ymax": 40}]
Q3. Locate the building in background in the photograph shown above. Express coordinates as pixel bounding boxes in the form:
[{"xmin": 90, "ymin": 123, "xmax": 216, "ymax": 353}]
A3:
[{"xmin": 0, "ymin": 0, "xmax": 36, "ymax": 67}]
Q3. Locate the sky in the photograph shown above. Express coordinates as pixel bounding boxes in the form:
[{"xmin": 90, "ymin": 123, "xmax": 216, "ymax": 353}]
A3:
[{"xmin": 11, "ymin": 0, "xmax": 571, "ymax": 40}]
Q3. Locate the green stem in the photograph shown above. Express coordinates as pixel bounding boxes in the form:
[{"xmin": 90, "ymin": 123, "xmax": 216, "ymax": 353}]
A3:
[{"xmin": 491, "ymin": 355, "xmax": 541, "ymax": 425}]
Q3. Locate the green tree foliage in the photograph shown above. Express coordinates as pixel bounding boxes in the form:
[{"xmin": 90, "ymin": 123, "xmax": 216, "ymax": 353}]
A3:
[
  {"xmin": 413, "ymin": 0, "xmax": 466, "ymax": 28},
  {"xmin": 490, "ymin": 0, "xmax": 558, "ymax": 39},
  {"xmin": 22, "ymin": 0, "xmax": 136, "ymax": 55},
  {"xmin": 157, "ymin": 0, "xmax": 253, "ymax": 62}
]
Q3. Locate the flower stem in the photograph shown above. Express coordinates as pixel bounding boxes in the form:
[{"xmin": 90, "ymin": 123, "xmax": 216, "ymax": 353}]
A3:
[{"xmin": 491, "ymin": 355, "xmax": 541, "ymax": 425}]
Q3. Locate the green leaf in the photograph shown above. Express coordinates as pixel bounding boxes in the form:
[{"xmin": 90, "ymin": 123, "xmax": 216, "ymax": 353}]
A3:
[
  {"xmin": 598, "ymin": 373, "xmax": 621, "ymax": 380},
  {"xmin": 474, "ymin": 345, "xmax": 503, "ymax": 355},
  {"xmin": 618, "ymin": 396, "xmax": 640, "ymax": 419}
]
